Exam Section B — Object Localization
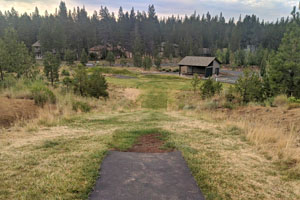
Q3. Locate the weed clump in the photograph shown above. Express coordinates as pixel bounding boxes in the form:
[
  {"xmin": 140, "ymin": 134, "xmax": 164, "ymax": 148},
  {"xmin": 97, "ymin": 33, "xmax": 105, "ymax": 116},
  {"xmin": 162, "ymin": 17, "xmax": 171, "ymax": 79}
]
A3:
[
  {"xmin": 31, "ymin": 83, "xmax": 56, "ymax": 107},
  {"xmin": 72, "ymin": 101, "xmax": 91, "ymax": 113},
  {"xmin": 273, "ymin": 94, "xmax": 288, "ymax": 107}
]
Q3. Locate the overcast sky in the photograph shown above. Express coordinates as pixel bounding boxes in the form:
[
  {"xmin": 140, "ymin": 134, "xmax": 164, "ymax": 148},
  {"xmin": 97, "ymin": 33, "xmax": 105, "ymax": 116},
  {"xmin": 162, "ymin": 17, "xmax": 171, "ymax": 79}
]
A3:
[{"xmin": 0, "ymin": 0, "xmax": 299, "ymax": 21}]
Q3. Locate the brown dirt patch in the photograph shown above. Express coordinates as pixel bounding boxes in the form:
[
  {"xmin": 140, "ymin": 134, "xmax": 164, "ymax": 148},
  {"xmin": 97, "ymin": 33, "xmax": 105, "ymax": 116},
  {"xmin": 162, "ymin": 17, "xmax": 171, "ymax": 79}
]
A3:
[
  {"xmin": 0, "ymin": 97, "xmax": 38, "ymax": 128},
  {"xmin": 127, "ymin": 134, "xmax": 173, "ymax": 153}
]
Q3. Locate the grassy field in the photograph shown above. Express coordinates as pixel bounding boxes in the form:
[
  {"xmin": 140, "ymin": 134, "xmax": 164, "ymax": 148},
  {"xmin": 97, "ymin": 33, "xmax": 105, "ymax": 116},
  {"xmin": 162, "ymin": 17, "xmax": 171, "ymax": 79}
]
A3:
[{"xmin": 1, "ymin": 67, "xmax": 300, "ymax": 200}]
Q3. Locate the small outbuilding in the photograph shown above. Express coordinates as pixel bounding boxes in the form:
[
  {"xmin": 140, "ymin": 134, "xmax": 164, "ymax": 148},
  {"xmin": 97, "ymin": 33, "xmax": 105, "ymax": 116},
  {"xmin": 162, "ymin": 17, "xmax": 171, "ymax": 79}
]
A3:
[
  {"xmin": 178, "ymin": 56, "xmax": 220, "ymax": 77},
  {"xmin": 32, "ymin": 41, "xmax": 42, "ymax": 59}
]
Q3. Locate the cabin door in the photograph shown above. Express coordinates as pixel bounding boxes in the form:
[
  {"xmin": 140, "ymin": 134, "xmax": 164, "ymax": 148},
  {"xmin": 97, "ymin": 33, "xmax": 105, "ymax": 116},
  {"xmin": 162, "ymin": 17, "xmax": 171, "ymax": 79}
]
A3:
[
  {"xmin": 215, "ymin": 68, "xmax": 219, "ymax": 75},
  {"xmin": 205, "ymin": 67, "xmax": 213, "ymax": 77}
]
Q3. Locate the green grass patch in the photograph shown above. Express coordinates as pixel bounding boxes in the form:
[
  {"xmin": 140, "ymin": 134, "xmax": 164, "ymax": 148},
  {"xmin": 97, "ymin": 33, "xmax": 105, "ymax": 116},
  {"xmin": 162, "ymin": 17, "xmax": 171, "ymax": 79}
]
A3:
[
  {"xmin": 109, "ymin": 128, "xmax": 174, "ymax": 151},
  {"xmin": 88, "ymin": 67, "xmax": 138, "ymax": 76}
]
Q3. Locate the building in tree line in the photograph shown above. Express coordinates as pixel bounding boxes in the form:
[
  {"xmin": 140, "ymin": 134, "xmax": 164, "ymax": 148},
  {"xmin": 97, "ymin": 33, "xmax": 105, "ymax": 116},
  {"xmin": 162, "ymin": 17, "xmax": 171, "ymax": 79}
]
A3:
[
  {"xmin": 32, "ymin": 41, "xmax": 58, "ymax": 59},
  {"xmin": 178, "ymin": 56, "xmax": 220, "ymax": 77},
  {"xmin": 89, "ymin": 44, "xmax": 132, "ymax": 59},
  {"xmin": 159, "ymin": 42, "xmax": 179, "ymax": 57},
  {"xmin": 32, "ymin": 41, "xmax": 42, "ymax": 59}
]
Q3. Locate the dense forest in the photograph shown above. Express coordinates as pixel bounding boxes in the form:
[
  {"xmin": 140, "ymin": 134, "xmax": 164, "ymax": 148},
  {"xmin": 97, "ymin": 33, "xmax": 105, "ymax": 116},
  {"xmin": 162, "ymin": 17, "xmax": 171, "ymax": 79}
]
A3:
[{"xmin": 0, "ymin": 1, "xmax": 291, "ymax": 62}]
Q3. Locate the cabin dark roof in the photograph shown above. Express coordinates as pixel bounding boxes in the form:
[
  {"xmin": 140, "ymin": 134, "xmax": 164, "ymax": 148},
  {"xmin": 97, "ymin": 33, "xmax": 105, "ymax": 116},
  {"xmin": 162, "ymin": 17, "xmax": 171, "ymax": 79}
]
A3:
[
  {"xmin": 32, "ymin": 41, "xmax": 41, "ymax": 47},
  {"xmin": 178, "ymin": 56, "xmax": 219, "ymax": 67}
]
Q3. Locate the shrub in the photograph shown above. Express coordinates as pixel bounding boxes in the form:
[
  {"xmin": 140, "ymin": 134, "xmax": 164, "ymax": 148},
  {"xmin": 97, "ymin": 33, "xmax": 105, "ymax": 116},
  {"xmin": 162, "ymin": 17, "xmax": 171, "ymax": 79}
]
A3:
[
  {"xmin": 87, "ymin": 69, "xmax": 108, "ymax": 98},
  {"xmin": 61, "ymin": 69, "xmax": 70, "ymax": 76},
  {"xmin": 200, "ymin": 78, "xmax": 223, "ymax": 99},
  {"xmin": 72, "ymin": 101, "xmax": 91, "ymax": 113},
  {"xmin": 0, "ymin": 75, "xmax": 17, "ymax": 89},
  {"xmin": 287, "ymin": 96, "xmax": 300, "ymax": 109},
  {"xmin": 273, "ymin": 94, "xmax": 288, "ymax": 107},
  {"xmin": 73, "ymin": 65, "xmax": 108, "ymax": 98},
  {"xmin": 62, "ymin": 77, "xmax": 73, "ymax": 89},
  {"xmin": 191, "ymin": 74, "xmax": 200, "ymax": 93},
  {"xmin": 288, "ymin": 96, "xmax": 300, "ymax": 103},
  {"xmin": 31, "ymin": 83, "xmax": 56, "ymax": 107},
  {"xmin": 235, "ymin": 70, "xmax": 265, "ymax": 103}
]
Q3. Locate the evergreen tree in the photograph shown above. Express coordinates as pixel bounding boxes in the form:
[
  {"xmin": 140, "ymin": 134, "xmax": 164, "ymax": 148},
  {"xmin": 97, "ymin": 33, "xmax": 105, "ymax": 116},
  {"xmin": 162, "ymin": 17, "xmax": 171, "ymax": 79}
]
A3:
[
  {"xmin": 133, "ymin": 53, "xmax": 142, "ymax": 67},
  {"xmin": 143, "ymin": 56, "xmax": 152, "ymax": 70},
  {"xmin": 43, "ymin": 52, "xmax": 61, "ymax": 86},
  {"xmin": 0, "ymin": 39, "xmax": 5, "ymax": 81},
  {"xmin": 73, "ymin": 64, "xmax": 88, "ymax": 96},
  {"xmin": 268, "ymin": 23, "xmax": 300, "ymax": 98},
  {"xmin": 154, "ymin": 55, "xmax": 162, "ymax": 69},
  {"xmin": 64, "ymin": 49, "xmax": 76, "ymax": 65},
  {"xmin": 88, "ymin": 69, "xmax": 108, "ymax": 98},
  {"xmin": 80, "ymin": 49, "xmax": 88, "ymax": 65},
  {"xmin": 0, "ymin": 28, "xmax": 32, "ymax": 79},
  {"xmin": 106, "ymin": 51, "xmax": 115, "ymax": 66}
]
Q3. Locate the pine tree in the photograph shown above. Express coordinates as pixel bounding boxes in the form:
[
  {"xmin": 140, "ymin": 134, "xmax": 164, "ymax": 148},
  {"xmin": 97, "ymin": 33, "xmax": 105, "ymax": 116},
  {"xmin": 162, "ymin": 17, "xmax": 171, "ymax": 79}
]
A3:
[
  {"xmin": 43, "ymin": 52, "xmax": 61, "ymax": 86},
  {"xmin": 73, "ymin": 64, "xmax": 88, "ymax": 96},
  {"xmin": 133, "ymin": 53, "xmax": 142, "ymax": 67},
  {"xmin": 143, "ymin": 56, "xmax": 152, "ymax": 70},
  {"xmin": 154, "ymin": 55, "xmax": 161, "ymax": 69},
  {"xmin": 268, "ymin": 23, "xmax": 300, "ymax": 98},
  {"xmin": 0, "ymin": 28, "xmax": 33, "ymax": 79},
  {"xmin": 106, "ymin": 51, "xmax": 115, "ymax": 66},
  {"xmin": 80, "ymin": 49, "xmax": 88, "ymax": 65},
  {"xmin": 64, "ymin": 49, "xmax": 76, "ymax": 65}
]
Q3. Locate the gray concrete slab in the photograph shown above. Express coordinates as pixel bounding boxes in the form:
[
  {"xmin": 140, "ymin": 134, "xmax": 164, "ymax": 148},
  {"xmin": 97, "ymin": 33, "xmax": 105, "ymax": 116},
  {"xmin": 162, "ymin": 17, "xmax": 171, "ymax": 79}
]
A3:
[{"xmin": 89, "ymin": 151, "xmax": 205, "ymax": 200}]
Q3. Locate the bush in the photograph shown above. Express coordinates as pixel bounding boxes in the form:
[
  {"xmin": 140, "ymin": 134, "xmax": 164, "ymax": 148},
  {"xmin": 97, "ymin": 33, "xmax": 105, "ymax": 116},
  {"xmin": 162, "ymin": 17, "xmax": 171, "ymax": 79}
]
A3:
[
  {"xmin": 288, "ymin": 96, "xmax": 300, "ymax": 103},
  {"xmin": 287, "ymin": 96, "xmax": 300, "ymax": 109},
  {"xmin": 235, "ymin": 70, "xmax": 265, "ymax": 103},
  {"xmin": 0, "ymin": 75, "xmax": 17, "ymax": 89},
  {"xmin": 73, "ymin": 65, "xmax": 108, "ymax": 98},
  {"xmin": 200, "ymin": 78, "xmax": 223, "ymax": 99},
  {"xmin": 87, "ymin": 69, "xmax": 108, "ymax": 98},
  {"xmin": 31, "ymin": 83, "xmax": 56, "ymax": 107},
  {"xmin": 61, "ymin": 69, "xmax": 70, "ymax": 76},
  {"xmin": 72, "ymin": 101, "xmax": 91, "ymax": 113},
  {"xmin": 273, "ymin": 95, "xmax": 288, "ymax": 107},
  {"xmin": 62, "ymin": 77, "xmax": 73, "ymax": 89}
]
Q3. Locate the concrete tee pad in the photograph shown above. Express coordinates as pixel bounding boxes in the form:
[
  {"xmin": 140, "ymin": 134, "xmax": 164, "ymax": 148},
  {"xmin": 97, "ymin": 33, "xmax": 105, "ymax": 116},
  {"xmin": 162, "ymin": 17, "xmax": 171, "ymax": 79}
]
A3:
[{"xmin": 89, "ymin": 151, "xmax": 205, "ymax": 200}]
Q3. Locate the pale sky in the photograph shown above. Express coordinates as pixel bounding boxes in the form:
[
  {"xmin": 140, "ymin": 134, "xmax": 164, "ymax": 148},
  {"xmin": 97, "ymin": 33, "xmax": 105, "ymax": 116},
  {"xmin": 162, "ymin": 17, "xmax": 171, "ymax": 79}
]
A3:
[{"xmin": 0, "ymin": 0, "xmax": 298, "ymax": 21}]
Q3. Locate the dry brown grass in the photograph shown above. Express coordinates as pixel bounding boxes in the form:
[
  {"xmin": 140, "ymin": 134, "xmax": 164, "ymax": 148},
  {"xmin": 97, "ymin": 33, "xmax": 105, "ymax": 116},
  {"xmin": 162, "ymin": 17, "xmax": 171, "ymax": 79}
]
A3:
[{"xmin": 164, "ymin": 111, "xmax": 300, "ymax": 199}]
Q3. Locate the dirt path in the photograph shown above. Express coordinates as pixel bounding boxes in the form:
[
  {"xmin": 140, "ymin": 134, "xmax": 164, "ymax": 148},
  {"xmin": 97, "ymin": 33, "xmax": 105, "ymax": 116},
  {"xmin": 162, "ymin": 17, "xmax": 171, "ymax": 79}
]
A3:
[{"xmin": 89, "ymin": 151, "xmax": 205, "ymax": 200}]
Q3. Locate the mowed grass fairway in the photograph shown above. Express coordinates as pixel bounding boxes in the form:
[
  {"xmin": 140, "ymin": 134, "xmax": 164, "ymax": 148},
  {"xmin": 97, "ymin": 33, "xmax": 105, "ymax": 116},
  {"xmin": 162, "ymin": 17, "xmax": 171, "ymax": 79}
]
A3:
[{"xmin": 0, "ymin": 69, "xmax": 299, "ymax": 200}]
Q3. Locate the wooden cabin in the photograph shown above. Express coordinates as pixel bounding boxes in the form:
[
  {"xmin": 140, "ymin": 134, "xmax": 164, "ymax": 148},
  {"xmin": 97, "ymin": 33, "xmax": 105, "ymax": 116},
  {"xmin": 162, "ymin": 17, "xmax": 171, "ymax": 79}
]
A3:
[
  {"xmin": 178, "ymin": 56, "xmax": 220, "ymax": 77},
  {"xmin": 32, "ymin": 41, "xmax": 42, "ymax": 59}
]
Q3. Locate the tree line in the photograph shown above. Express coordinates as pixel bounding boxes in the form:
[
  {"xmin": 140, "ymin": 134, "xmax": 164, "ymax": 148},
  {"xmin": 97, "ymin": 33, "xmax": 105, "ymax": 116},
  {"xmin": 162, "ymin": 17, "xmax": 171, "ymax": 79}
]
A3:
[{"xmin": 0, "ymin": 1, "xmax": 292, "ymax": 60}]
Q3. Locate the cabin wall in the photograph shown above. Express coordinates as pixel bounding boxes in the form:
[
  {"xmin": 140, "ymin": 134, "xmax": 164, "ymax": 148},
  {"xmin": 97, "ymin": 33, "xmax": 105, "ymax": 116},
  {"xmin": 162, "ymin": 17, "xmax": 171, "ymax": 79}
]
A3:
[
  {"xmin": 192, "ymin": 67, "xmax": 205, "ymax": 74},
  {"xmin": 213, "ymin": 61, "xmax": 220, "ymax": 74}
]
